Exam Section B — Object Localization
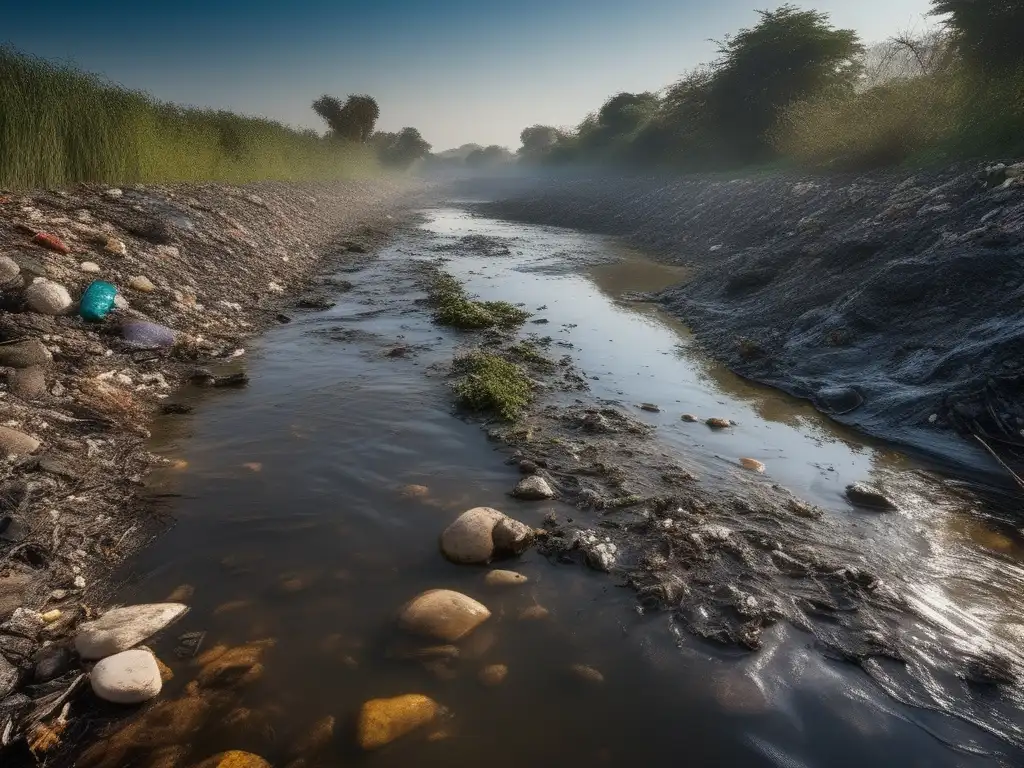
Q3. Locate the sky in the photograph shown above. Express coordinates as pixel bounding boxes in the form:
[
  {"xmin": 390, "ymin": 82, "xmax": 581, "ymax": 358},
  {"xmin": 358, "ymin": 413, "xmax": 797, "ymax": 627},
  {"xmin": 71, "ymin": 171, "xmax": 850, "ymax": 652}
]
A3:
[{"xmin": 4, "ymin": 0, "xmax": 936, "ymax": 152}]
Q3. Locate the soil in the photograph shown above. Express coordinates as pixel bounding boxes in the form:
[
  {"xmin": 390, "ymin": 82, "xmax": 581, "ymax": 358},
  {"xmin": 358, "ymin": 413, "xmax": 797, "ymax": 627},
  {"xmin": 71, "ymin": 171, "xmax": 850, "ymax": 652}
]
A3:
[
  {"xmin": 469, "ymin": 163, "xmax": 1024, "ymax": 496},
  {"xmin": 0, "ymin": 177, "xmax": 422, "ymax": 753}
]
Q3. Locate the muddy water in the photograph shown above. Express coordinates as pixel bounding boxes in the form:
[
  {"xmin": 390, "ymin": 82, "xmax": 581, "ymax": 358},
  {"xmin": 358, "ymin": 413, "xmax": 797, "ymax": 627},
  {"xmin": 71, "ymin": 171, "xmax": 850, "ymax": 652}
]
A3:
[{"xmin": 99, "ymin": 206, "xmax": 1024, "ymax": 767}]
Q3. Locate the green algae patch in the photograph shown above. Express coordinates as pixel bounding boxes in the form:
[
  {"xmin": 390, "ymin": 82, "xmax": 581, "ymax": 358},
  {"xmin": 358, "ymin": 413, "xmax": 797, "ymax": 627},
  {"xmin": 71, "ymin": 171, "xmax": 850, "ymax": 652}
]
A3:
[
  {"xmin": 452, "ymin": 351, "xmax": 534, "ymax": 421},
  {"xmin": 428, "ymin": 272, "xmax": 529, "ymax": 330},
  {"xmin": 507, "ymin": 340, "xmax": 555, "ymax": 371}
]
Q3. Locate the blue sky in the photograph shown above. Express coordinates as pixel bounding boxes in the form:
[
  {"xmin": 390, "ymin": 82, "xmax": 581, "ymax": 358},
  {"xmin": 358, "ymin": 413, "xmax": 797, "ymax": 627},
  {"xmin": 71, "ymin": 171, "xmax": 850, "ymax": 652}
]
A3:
[{"xmin": 4, "ymin": 0, "xmax": 935, "ymax": 151}]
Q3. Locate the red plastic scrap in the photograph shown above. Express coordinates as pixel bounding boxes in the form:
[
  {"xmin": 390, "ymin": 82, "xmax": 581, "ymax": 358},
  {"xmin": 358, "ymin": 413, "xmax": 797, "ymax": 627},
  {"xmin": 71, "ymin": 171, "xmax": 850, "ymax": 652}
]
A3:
[{"xmin": 31, "ymin": 232, "xmax": 70, "ymax": 254}]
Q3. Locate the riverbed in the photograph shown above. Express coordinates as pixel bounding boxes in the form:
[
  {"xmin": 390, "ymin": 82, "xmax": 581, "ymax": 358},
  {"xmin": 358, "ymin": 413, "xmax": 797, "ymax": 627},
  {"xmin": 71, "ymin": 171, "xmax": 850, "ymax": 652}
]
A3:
[{"xmin": 86, "ymin": 203, "xmax": 1024, "ymax": 767}]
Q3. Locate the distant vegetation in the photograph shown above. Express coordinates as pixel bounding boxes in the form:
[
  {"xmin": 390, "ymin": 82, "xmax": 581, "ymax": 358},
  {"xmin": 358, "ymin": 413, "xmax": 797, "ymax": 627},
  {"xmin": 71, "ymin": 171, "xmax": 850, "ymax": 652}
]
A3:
[
  {"xmin": 311, "ymin": 93, "xmax": 432, "ymax": 170},
  {"xmin": 0, "ymin": 48, "xmax": 377, "ymax": 189},
  {"xmin": 423, "ymin": 143, "xmax": 515, "ymax": 171},
  {"xmin": 516, "ymin": 1, "xmax": 1024, "ymax": 171}
]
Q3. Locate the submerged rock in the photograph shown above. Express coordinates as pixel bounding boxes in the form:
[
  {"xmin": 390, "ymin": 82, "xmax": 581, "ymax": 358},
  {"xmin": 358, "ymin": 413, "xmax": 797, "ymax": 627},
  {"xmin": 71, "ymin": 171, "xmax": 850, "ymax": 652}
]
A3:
[
  {"xmin": 569, "ymin": 664, "xmax": 604, "ymax": 684},
  {"xmin": 706, "ymin": 417, "xmax": 732, "ymax": 429},
  {"xmin": 845, "ymin": 483, "xmax": 897, "ymax": 511},
  {"xmin": 680, "ymin": 413, "xmax": 699, "ymax": 423},
  {"xmin": 478, "ymin": 664, "xmax": 508, "ymax": 687},
  {"xmin": 518, "ymin": 605, "xmax": 550, "ymax": 621},
  {"xmin": 75, "ymin": 603, "xmax": 188, "ymax": 660},
  {"xmin": 357, "ymin": 694, "xmax": 439, "ymax": 750},
  {"xmin": 484, "ymin": 569, "xmax": 528, "ymax": 587},
  {"xmin": 398, "ymin": 589, "xmax": 491, "ymax": 642},
  {"xmin": 512, "ymin": 475, "xmax": 554, "ymax": 500},
  {"xmin": 90, "ymin": 648, "xmax": 163, "ymax": 704},
  {"xmin": 192, "ymin": 752, "xmax": 272, "ymax": 768},
  {"xmin": 739, "ymin": 458, "xmax": 766, "ymax": 473},
  {"xmin": 440, "ymin": 507, "xmax": 534, "ymax": 564}
]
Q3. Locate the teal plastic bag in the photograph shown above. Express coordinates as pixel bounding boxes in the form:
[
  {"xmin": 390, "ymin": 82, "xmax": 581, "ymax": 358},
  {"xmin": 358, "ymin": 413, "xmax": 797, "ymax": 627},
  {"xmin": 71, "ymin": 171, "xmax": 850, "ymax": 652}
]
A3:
[{"xmin": 79, "ymin": 280, "xmax": 117, "ymax": 322}]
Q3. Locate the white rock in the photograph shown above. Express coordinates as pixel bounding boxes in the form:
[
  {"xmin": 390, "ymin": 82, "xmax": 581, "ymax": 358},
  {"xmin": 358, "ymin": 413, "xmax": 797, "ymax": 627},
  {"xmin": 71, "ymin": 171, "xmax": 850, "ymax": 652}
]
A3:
[
  {"xmin": 440, "ymin": 507, "xmax": 534, "ymax": 564},
  {"xmin": 113, "ymin": 294, "xmax": 129, "ymax": 310},
  {"xmin": 128, "ymin": 276, "xmax": 155, "ymax": 292},
  {"xmin": 104, "ymin": 188, "xmax": 124, "ymax": 198},
  {"xmin": 512, "ymin": 475, "xmax": 554, "ymax": 500},
  {"xmin": 105, "ymin": 238, "xmax": 128, "ymax": 256},
  {"xmin": 80, "ymin": 261, "xmax": 101, "ymax": 273},
  {"xmin": 398, "ymin": 589, "xmax": 490, "ymax": 642},
  {"xmin": 25, "ymin": 280, "xmax": 72, "ymax": 315},
  {"xmin": 268, "ymin": 281, "xmax": 284, "ymax": 293},
  {"xmin": 75, "ymin": 603, "xmax": 188, "ymax": 660},
  {"xmin": 0, "ymin": 256, "xmax": 20, "ymax": 283},
  {"xmin": 90, "ymin": 649, "xmax": 162, "ymax": 704}
]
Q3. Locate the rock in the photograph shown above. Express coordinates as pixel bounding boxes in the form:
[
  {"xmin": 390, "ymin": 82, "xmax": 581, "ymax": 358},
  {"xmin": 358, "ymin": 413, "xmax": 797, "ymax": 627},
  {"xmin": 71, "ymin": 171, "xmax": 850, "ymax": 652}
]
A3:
[
  {"xmin": 0, "ymin": 256, "xmax": 21, "ymax": 284},
  {"xmin": 195, "ymin": 641, "xmax": 270, "ymax": 689},
  {"xmin": 845, "ymin": 483, "xmax": 897, "ymax": 511},
  {"xmin": 128, "ymin": 275, "xmax": 156, "ymax": 292},
  {"xmin": 512, "ymin": 475, "xmax": 555, "ymax": 500},
  {"xmin": 11, "ymin": 253, "xmax": 48, "ymax": 279},
  {"xmin": 706, "ymin": 418, "xmax": 732, "ymax": 429},
  {"xmin": 478, "ymin": 664, "xmax": 508, "ymax": 687},
  {"xmin": 297, "ymin": 295, "xmax": 335, "ymax": 310},
  {"xmin": 3, "ymin": 607, "xmax": 44, "ymax": 638},
  {"xmin": 518, "ymin": 459, "xmax": 539, "ymax": 474},
  {"xmin": 104, "ymin": 188, "xmax": 123, "ymax": 198},
  {"xmin": 357, "ymin": 694, "xmax": 439, "ymax": 750},
  {"xmin": 0, "ymin": 654, "xmax": 19, "ymax": 698},
  {"xmin": 8, "ymin": 366, "xmax": 47, "ymax": 399},
  {"xmin": 485, "ymin": 570, "xmax": 528, "ymax": 587},
  {"xmin": 0, "ymin": 426, "xmax": 41, "ymax": 456},
  {"xmin": 80, "ymin": 261, "xmax": 101, "ymax": 273},
  {"xmin": 680, "ymin": 414, "xmax": 699, "ymax": 422},
  {"xmin": 739, "ymin": 458, "xmax": 766, "ymax": 473},
  {"xmin": 518, "ymin": 605, "xmax": 550, "ymax": 621},
  {"xmin": 569, "ymin": 664, "xmax": 604, "ymax": 684},
  {"xmin": 0, "ymin": 633, "xmax": 35, "ymax": 662},
  {"xmin": 192, "ymin": 751, "xmax": 272, "ymax": 768},
  {"xmin": 90, "ymin": 648, "xmax": 162, "ymax": 703},
  {"xmin": 0, "ymin": 339, "xmax": 52, "ymax": 368},
  {"xmin": 33, "ymin": 645, "xmax": 74, "ymax": 683},
  {"xmin": 104, "ymin": 238, "xmax": 128, "ymax": 256},
  {"xmin": 440, "ymin": 507, "xmax": 534, "ymax": 564},
  {"xmin": 639, "ymin": 403, "xmax": 661, "ymax": 413},
  {"xmin": 25, "ymin": 280, "xmax": 72, "ymax": 315},
  {"xmin": 0, "ymin": 516, "xmax": 27, "ymax": 543},
  {"xmin": 400, "ymin": 484, "xmax": 429, "ymax": 499},
  {"xmin": 75, "ymin": 602, "xmax": 188, "ymax": 660},
  {"xmin": 398, "ymin": 589, "xmax": 491, "ymax": 642}
]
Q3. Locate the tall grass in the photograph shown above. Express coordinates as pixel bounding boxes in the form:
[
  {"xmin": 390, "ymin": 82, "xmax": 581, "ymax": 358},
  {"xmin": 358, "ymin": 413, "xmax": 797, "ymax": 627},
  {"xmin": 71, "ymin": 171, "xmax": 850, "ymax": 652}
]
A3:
[
  {"xmin": 774, "ymin": 66, "xmax": 1024, "ymax": 169},
  {"xmin": 0, "ymin": 48, "xmax": 377, "ymax": 189}
]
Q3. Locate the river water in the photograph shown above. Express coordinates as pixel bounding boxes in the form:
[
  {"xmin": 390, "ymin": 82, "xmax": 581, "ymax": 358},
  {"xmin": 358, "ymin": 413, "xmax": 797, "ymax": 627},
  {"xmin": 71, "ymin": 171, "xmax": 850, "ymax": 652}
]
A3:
[{"xmin": 91, "ymin": 204, "xmax": 1023, "ymax": 767}]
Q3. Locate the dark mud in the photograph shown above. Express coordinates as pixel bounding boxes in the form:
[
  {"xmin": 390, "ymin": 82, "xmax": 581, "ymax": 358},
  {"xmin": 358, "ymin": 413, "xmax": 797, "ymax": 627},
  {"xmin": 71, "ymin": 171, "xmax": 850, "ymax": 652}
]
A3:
[{"xmin": 469, "ymin": 165, "xmax": 1024, "ymax": 492}]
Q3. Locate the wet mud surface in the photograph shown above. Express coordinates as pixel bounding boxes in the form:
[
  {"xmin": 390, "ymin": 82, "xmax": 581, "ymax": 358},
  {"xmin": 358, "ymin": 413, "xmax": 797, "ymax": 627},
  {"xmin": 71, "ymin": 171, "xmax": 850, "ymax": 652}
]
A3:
[{"xmin": 29, "ymin": 201, "xmax": 1023, "ymax": 767}]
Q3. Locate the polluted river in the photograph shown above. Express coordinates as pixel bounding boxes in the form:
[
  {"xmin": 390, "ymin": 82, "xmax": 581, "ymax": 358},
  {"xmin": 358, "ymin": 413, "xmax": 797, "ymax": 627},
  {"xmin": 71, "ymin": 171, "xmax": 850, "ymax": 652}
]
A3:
[{"xmin": 77, "ymin": 202, "xmax": 1024, "ymax": 767}]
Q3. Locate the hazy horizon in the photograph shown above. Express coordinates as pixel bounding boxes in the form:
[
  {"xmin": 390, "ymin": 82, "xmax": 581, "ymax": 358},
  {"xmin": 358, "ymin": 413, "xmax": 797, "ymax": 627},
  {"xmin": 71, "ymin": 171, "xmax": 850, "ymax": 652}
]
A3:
[{"xmin": 5, "ymin": 0, "xmax": 935, "ymax": 152}]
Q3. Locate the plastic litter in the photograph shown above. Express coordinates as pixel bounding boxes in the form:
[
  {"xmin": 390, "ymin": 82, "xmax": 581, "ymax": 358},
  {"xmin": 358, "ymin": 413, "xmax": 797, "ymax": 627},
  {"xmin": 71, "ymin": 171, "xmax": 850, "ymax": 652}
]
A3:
[
  {"xmin": 79, "ymin": 280, "xmax": 118, "ymax": 322},
  {"xmin": 121, "ymin": 320, "xmax": 176, "ymax": 349},
  {"xmin": 31, "ymin": 232, "xmax": 70, "ymax": 254}
]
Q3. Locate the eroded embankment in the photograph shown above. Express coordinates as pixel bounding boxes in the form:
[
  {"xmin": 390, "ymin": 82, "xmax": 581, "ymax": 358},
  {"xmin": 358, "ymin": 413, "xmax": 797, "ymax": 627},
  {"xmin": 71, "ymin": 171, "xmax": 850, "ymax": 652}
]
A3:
[
  {"xmin": 473, "ymin": 165, "xmax": 1024, "ymax": 491},
  {"xmin": 0, "ymin": 177, "xmax": 419, "ymax": 750}
]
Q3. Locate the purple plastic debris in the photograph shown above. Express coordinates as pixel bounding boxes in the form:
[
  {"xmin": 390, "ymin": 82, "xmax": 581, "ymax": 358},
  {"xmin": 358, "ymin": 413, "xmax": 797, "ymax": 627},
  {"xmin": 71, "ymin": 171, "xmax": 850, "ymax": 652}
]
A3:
[{"xmin": 120, "ymin": 320, "xmax": 176, "ymax": 348}]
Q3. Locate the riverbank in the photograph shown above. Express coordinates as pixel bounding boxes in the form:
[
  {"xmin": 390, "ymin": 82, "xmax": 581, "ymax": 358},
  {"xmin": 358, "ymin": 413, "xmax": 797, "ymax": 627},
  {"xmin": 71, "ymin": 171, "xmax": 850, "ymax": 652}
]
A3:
[
  {"xmin": 0, "ymin": 177, "xmax": 421, "ymax": 751},
  {"xmin": 471, "ymin": 163, "xmax": 1024, "ymax": 495}
]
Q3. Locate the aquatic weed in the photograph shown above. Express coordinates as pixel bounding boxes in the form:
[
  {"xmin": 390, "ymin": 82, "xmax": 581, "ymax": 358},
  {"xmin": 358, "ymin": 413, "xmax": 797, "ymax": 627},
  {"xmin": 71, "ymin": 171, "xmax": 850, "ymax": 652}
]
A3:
[
  {"xmin": 452, "ymin": 351, "xmax": 534, "ymax": 421},
  {"xmin": 428, "ymin": 272, "xmax": 529, "ymax": 330}
]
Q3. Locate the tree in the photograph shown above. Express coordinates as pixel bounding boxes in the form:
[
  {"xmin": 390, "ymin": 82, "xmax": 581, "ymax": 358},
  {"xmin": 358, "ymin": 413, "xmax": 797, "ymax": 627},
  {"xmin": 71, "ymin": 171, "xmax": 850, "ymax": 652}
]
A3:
[
  {"xmin": 931, "ymin": 0, "xmax": 1024, "ymax": 72},
  {"xmin": 373, "ymin": 127, "xmax": 432, "ymax": 169},
  {"xmin": 706, "ymin": 4, "xmax": 863, "ymax": 161},
  {"xmin": 596, "ymin": 92, "xmax": 660, "ymax": 136},
  {"xmin": 466, "ymin": 145, "xmax": 512, "ymax": 167},
  {"xmin": 312, "ymin": 94, "xmax": 380, "ymax": 142}
]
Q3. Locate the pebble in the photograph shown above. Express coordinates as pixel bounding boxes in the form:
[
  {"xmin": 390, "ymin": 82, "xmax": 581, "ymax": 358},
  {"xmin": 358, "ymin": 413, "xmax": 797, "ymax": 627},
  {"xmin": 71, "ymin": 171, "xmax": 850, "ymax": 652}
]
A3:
[
  {"xmin": 128, "ymin": 275, "xmax": 156, "ymax": 292},
  {"xmin": 512, "ymin": 475, "xmax": 555, "ymax": 500},
  {"xmin": 569, "ymin": 664, "xmax": 605, "ymax": 684},
  {"xmin": 268, "ymin": 281, "xmax": 284, "ymax": 293},
  {"xmin": 440, "ymin": 507, "xmax": 534, "ymax": 564},
  {"xmin": 680, "ymin": 414, "xmax": 699, "ymax": 423},
  {"xmin": 0, "ymin": 426, "xmax": 41, "ymax": 456},
  {"xmin": 398, "ymin": 589, "xmax": 491, "ymax": 642},
  {"xmin": 0, "ymin": 339, "xmax": 52, "ymax": 368},
  {"xmin": 192, "ymin": 751, "xmax": 272, "ymax": 768},
  {"xmin": 357, "ymin": 694, "xmax": 439, "ymax": 750},
  {"xmin": 845, "ymin": 482, "xmax": 897, "ymax": 511},
  {"xmin": 156, "ymin": 245, "xmax": 180, "ymax": 258},
  {"xmin": 105, "ymin": 238, "xmax": 128, "ymax": 256},
  {"xmin": 33, "ymin": 645, "xmax": 74, "ymax": 683},
  {"xmin": 706, "ymin": 418, "xmax": 732, "ymax": 429},
  {"xmin": 485, "ymin": 569, "xmax": 528, "ymax": 587},
  {"xmin": 0, "ymin": 255, "xmax": 20, "ymax": 283},
  {"xmin": 25, "ymin": 280, "xmax": 72, "ymax": 315},
  {"xmin": 80, "ymin": 261, "xmax": 101, "ymax": 273},
  {"xmin": 478, "ymin": 664, "xmax": 508, "ymax": 687},
  {"xmin": 739, "ymin": 458, "xmax": 766, "ymax": 473},
  {"xmin": 104, "ymin": 188, "xmax": 124, "ymax": 198},
  {"xmin": 90, "ymin": 648, "xmax": 163, "ymax": 704},
  {"xmin": 639, "ymin": 403, "xmax": 661, "ymax": 412},
  {"xmin": 75, "ymin": 602, "xmax": 189, "ymax": 660},
  {"xmin": 518, "ymin": 605, "xmax": 550, "ymax": 621},
  {"xmin": 400, "ymin": 484, "xmax": 429, "ymax": 498},
  {"xmin": 8, "ymin": 366, "xmax": 47, "ymax": 399}
]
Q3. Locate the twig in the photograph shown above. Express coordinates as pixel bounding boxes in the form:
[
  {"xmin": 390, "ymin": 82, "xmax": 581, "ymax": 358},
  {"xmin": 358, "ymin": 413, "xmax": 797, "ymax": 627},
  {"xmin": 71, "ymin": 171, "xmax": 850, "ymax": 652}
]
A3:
[{"xmin": 973, "ymin": 434, "xmax": 1024, "ymax": 491}]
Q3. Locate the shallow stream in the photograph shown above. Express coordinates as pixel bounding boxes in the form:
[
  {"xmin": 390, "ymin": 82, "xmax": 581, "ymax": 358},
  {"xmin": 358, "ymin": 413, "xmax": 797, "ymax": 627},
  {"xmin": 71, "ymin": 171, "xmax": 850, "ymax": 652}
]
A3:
[{"xmin": 97, "ymin": 204, "xmax": 1024, "ymax": 767}]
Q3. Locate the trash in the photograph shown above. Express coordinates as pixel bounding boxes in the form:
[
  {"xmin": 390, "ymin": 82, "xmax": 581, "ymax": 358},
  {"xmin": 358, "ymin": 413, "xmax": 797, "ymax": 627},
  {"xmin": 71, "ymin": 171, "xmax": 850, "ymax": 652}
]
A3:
[
  {"xmin": 40, "ymin": 610, "xmax": 61, "ymax": 623},
  {"xmin": 25, "ymin": 280, "xmax": 72, "ymax": 315},
  {"xmin": 31, "ymin": 233, "xmax": 70, "ymax": 254},
  {"xmin": 121, "ymin": 320, "xmax": 176, "ymax": 349},
  {"xmin": 79, "ymin": 281, "xmax": 118, "ymax": 322}
]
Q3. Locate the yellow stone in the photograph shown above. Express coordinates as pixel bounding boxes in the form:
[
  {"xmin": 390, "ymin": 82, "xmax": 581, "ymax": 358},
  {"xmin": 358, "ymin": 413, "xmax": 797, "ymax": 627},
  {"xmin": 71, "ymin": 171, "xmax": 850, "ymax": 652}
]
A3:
[
  {"xmin": 518, "ymin": 605, "xmax": 550, "ymax": 621},
  {"xmin": 357, "ymin": 694, "xmax": 439, "ymax": 750},
  {"xmin": 192, "ymin": 751, "xmax": 271, "ymax": 768},
  {"xmin": 706, "ymin": 417, "xmax": 732, "ymax": 429},
  {"xmin": 398, "ymin": 589, "xmax": 491, "ymax": 642},
  {"xmin": 400, "ymin": 484, "xmax": 429, "ymax": 498},
  {"xmin": 485, "ymin": 569, "xmax": 527, "ymax": 587},
  {"xmin": 739, "ymin": 458, "xmax": 766, "ymax": 473}
]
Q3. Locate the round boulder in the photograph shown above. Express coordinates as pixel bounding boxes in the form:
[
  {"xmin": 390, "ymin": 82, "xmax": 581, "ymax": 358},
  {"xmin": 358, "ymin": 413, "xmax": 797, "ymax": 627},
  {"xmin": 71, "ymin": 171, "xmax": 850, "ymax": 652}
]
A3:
[
  {"xmin": 90, "ymin": 648, "xmax": 162, "ymax": 704},
  {"xmin": 25, "ymin": 280, "xmax": 72, "ymax": 315},
  {"xmin": 440, "ymin": 507, "xmax": 533, "ymax": 564},
  {"xmin": 484, "ymin": 570, "xmax": 527, "ymax": 587},
  {"xmin": 398, "ymin": 589, "xmax": 490, "ymax": 642},
  {"xmin": 357, "ymin": 694, "xmax": 439, "ymax": 750}
]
